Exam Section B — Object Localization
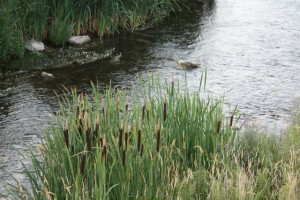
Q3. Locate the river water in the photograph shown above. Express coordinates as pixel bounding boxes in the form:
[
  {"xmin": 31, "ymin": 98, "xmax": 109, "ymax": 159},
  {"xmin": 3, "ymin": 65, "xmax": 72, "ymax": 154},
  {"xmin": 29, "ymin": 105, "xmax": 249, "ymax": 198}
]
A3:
[{"xmin": 1, "ymin": 0, "xmax": 300, "ymax": 195}]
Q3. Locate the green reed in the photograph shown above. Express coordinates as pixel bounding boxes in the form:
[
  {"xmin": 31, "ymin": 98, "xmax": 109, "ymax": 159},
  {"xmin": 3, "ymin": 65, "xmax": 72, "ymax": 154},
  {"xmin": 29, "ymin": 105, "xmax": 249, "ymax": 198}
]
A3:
[
  {"xmin": 1, "ymin": 0, "xmax": 188, "ymax": 47},
  {"xmin": 4, "ymin": 74, "xmax": 240, "ymax": 199}
]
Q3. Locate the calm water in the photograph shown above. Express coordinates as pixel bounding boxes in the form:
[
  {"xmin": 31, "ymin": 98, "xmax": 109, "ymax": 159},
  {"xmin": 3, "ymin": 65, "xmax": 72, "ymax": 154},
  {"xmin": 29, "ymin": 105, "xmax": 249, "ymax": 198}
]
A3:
[{"xmin": 1, "ymin": 0, "xmax": 300, "ymax": 194}]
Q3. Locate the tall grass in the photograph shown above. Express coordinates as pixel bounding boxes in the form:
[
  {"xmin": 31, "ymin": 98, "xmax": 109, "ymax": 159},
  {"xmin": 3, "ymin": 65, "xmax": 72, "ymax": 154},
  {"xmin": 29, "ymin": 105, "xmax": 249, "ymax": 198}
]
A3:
[
  {"xmin": 1, "ymin": 0, "xmax": 188, "ymax": 49},
  {"xmin": 0, "ymin": 0, "xmax": 24, "ymax": 61},
  {"xmin": 0, "ymin": 0, "xmax": 189, "ymax": 61},
  {"xmin": 4, "ymin": 75, "xmax": 239, "ymax": 199},
  {"xmin": 4, "ymin": 75, "xmax": 300, "ymax": 199}
]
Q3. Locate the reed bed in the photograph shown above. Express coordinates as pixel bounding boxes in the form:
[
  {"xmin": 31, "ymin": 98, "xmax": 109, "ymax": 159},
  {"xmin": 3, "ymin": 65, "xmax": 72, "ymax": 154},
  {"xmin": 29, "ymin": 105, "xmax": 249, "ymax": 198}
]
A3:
[
  {"xmin": 4, "ymin": 75, "xmax": 239, "ymax": 199},
  {"xmin": 0, "ymin": 0, "xmax": 189, "ymax": 60},
  {"xmin": 4, "ymin": 0, "xmax": 188, "ymax": 45},
  {"xmin": 4, "ymin": 76, "xmax": 300, "ymax": 199}
]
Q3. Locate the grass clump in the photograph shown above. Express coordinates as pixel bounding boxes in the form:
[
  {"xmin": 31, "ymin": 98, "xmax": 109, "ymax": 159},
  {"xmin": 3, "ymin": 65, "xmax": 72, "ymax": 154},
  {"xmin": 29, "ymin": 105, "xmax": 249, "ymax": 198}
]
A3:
[
  {"xmin": 49, "ymin": 18, "xmax": 72, "ymax": 46},
  {"xmin": 0, "ymin": 0, "xmax": 24, "ymax": 62},
  {"xmin": 182, "ymin": 121, "xmax": 300, "ymax": 200}
]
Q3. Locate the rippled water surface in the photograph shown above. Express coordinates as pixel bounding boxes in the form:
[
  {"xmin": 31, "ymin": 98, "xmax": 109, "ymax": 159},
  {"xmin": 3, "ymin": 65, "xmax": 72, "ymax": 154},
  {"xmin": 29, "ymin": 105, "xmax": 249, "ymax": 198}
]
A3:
[{"xmin": 1, "ymin": 0, "xmax": 300, "ymax": 194}]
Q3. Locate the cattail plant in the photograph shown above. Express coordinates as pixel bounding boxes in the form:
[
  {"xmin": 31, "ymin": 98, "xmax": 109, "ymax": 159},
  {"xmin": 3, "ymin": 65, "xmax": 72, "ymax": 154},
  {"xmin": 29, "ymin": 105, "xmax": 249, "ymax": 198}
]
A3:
[
  {"xmin": 125, "ymin": 95, "xmax": 129, "ymax": 113},
  {"xmin": 63, "ymin": 126, "xmax": 69, "ymax": 149},
  {"xmin": 140, "ymin": 144, "xmax": 143, "ymax": 157},
  {"xmin": 230, "ymin": 115, "xmax": 234, "ymax": 127},
  {"xmin": 122, "ymin": 150, "xmax": 126, "ymax": 167},
  {"xmin": 142, "ymin": 104, "xmax": 146, "ymax": 120},
  {"xmin": 8, "ymin": 74, "xmax": 243, "ymax": 199},
  {"xmin": 119, "ymin": 126, "xmax": 123, "ymax": 148},
  {"xmin": 217, "ymin": 120, "xmax": 221, "ymax": 134},
  {"xmin": 147, "ymin": 107, "xmax": 150, "ymax": 119},
  {"xmin": 100, "ymin": 137, "xmax": 103, "ymax": 148},
  {"xmin": 156, "ymin": 119, "xmax": 161, "ymax": 153},
  {"xmin": 138, "ymin": 129, "xmax": 142, "ymax": 153},
  {"xmin": 163, "ymin": 96, "xmax": 167, "ymax": 121},
  {"xmin": 80, "ymin": 154, "xmax": 86, "ymax": 175},
  {"xmin": 125, "ymin": 131, "xmax": 128, "ymax": 151}
]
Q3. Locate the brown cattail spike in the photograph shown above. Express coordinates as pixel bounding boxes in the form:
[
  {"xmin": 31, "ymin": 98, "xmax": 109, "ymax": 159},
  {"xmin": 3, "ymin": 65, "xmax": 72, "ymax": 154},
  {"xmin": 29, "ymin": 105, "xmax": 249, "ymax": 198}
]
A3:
[
  {"xmin": 63, "ymin": 128, "xmax": 69, "ymax": 149},
  {"xmin": 125, "ymin": 132, "xmax": 128, "ymax": 151},
  {"xmin": 230, "ymin": 115, "xmax": 234, "ymax": 127},
  {"xmin": 80, "ymin": 154, "xmax": 86, "ymax": 175},
  {"xmin": 100, "ymin": 137, "xmax": 103, "ymax": 147},
  {"xmin": 138, "ymin": 129, "xmax": 141, "ymax": 152},
  {"xmin": 142, "ymin": 105, "xmax": 145, "ymax": 120},
  {"xmin": 122, "ymin": 150, "xmax": 126, "ymax": 167},
  {"xmin": 119, "ymin": 128, "xmax": 123, "ymax": 148},
  {"xmin": 125, "ymin": 95, "xmax": 128, "ymax": 113},
  {"xmin": 147, "ymin": 109, "xmax": 150, "ymax": 119},
  {"xmin": 163, "ymin": 98, "xmax": 167, "ymax": 121},
  {"xmin": 217, "ymin": 121, "xmax": 221, "ymax": 134}
]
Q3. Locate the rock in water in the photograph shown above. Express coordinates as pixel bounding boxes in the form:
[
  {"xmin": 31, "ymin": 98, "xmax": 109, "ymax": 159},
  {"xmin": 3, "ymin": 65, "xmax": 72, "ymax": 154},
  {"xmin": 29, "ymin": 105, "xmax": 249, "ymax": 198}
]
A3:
[
  {"xmin": 25, "ymin": 40, "xmax": 45, "ymax": 51},
  {"xmin": 177, "ymin": 59, "xmax": 199, "ymax": 69},
  {"xmin": 68, "ymin": 35, "xmax": 91, "ymax": 45},
  {"xmin": 41, "ymin": 72, "xmax": 54, "ymax": 78}
]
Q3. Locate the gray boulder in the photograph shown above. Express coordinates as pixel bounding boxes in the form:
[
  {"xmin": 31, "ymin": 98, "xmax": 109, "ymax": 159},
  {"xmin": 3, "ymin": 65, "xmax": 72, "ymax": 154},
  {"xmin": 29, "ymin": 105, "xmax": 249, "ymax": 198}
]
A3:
[
  {"xmin": 41, "ymin": 72, "xmax": 54, "ymax": 78},
  {"xmin": 25, "ymin": 40, "xmax": 45, "ymax": 51},
  {"xmin": 68, "ymin": 35, "xmax": 91, "ymax": 45}
]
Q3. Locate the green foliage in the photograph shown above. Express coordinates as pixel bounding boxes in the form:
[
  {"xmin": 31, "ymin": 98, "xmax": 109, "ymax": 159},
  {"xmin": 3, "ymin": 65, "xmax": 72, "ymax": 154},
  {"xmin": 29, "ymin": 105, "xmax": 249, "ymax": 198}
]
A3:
[
  {"xmin": 1, "ymin": 0, "xmax": 188, "ymax": 50},
  {"xmin": 5, "ymin": 75, "xmax": 239, "ymax": 199},
  {"xmin": 0, "ymin": 0, "xmax": 24, "ymax": 62},
  {"xmin": 49, "ymin": 18, "xmax": 72, "ymax": 46},
  {"xmin": 4, "ymin": 76, "xmax": 300, "ymax": 199}
]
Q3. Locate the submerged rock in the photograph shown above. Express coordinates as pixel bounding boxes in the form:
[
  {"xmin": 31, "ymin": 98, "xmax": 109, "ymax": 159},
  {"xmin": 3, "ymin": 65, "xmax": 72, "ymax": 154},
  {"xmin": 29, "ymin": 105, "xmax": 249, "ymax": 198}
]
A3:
[
  {"xmin": 68, "ymin": 35, "xmax": 91, "ymax": 45},
  {"xmin": 25, "ymin": 40, "xmax": 45, "ymax": 51},
  {"xmin": 41, "ymin": 72, "xmax": 54, "ymax": 78},
  {"xmin": 177, "ymin": 59, "xmax": 199, "ymax": 69}
]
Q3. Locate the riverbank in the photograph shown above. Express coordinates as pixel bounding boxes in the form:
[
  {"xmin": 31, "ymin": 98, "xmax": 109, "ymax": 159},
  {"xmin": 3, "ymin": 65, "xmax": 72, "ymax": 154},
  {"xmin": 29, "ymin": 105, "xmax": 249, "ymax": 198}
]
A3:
[
  {"xmin": 0, "ymin": 40, "xmax": 116, "ymax": 72},
  {"xmin": 0, "ymin": 0, "xmax": 189, "ymax": 71}
]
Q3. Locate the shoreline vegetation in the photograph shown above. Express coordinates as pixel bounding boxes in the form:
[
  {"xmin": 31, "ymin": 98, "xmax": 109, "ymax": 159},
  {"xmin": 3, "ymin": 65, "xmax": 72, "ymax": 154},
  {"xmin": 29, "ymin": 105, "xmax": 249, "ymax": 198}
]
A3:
[
  {"xmin": 0, "ymin": 0, "xmax": 189, "ymax": 68},
  {"xmin": 3, "ymin": 76, "xmax": 300, "ymax": 199}
]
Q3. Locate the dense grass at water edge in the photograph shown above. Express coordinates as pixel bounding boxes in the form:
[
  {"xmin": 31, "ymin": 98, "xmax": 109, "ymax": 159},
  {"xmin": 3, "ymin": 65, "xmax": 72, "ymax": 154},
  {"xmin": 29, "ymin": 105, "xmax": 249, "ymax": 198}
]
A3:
[
  {"xmin": 3, "ymin": 75, "xmax": 239, "ymax": 199},
  {"xmin": 0, "ymin": 0, "xmax": 189, "ymax": 62},
  {"xmin": 3, "ymin": 75, "xmax": 300, "ymax": 199}
]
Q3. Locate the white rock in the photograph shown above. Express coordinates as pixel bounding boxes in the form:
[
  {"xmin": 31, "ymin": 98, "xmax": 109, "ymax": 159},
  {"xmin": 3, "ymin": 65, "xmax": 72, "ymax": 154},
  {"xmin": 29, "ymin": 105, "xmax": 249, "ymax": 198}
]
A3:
[
  {"xmin": 41, "ymin": 72, "xmax": 54, "ymax": 78},
  {"xmin": 25, "ymin": 40, "xmax": 45, "ymax": 51},
  {"xmin": 68, "ymin": 35, "xmax": 91, "ymax": 45}
]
